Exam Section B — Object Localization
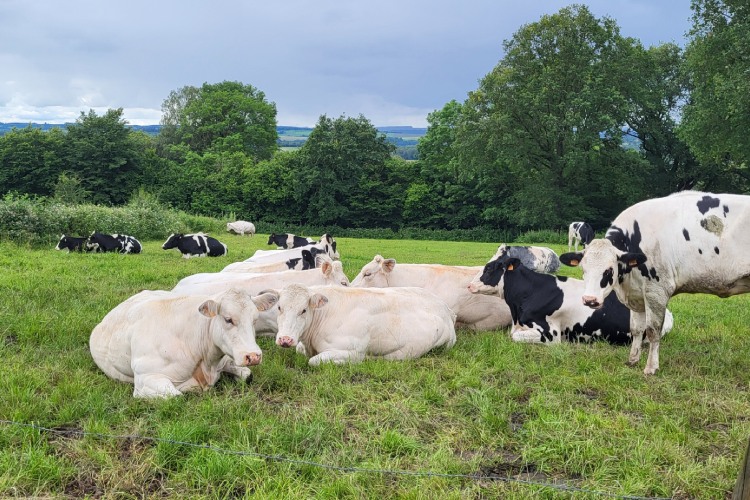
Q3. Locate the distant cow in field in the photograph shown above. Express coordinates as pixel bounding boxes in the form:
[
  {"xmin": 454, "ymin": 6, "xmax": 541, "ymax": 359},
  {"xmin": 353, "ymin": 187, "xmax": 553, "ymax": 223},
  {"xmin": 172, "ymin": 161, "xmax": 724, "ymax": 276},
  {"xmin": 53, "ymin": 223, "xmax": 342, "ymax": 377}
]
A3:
[
  {"xmin": 162, "ymin": 233, "xmax": 228, "ymax": 258},
  {"xmin": 221, "ymin": 248, "xmax": 322, "ymax": 273},
  {"xmin": 226, "ymin": 221, "xmax": 255, "ymax": 236},
  {"xmin": 568, "ymin": 222, "xmax": 594, "ymax": 252},
  {"xmin": 114, "ymin": 234, "xmax": 142, "ymax": 254},
  {"xmin": 267, "ymin": 233, "xmax": 314, "ymax": 249},
  {"xmin": 560, "ymin": 190, "xmax": 750, "ymax": 374},
  {"xmin": 55, "ymin": 235, "xmax": 87, "ymax": 252}
]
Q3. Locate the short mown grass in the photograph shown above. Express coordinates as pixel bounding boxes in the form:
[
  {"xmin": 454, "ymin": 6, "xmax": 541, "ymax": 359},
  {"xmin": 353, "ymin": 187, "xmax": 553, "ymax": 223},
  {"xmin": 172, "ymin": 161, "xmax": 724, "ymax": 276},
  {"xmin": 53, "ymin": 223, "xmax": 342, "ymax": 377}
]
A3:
[{"xmin": 1, "ymin": 235, "xmax": 748, "ymax": 498}]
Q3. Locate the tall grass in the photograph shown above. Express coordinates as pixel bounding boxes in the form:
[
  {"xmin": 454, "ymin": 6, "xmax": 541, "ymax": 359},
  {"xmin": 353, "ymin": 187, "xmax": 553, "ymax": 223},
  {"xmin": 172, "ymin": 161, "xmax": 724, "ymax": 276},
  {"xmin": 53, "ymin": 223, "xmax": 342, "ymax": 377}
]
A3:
[{"xmin": 1, "ymin": 236, "xmax": 749, "ymax": 498}]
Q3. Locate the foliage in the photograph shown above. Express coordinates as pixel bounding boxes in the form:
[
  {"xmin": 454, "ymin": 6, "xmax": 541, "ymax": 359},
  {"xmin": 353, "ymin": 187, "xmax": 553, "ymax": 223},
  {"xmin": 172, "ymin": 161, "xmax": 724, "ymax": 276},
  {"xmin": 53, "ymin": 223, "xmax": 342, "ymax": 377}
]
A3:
[
  {"xmin": 0, "ymin": 126, "xmax": 67, "ymax": 197},
  {"xmin": 158, "ymin": 81, "xmax": 278, "ymax": 161},
  {"xmin": 680, "ymin": 0, "xmax": 750, "ymax": 188}
]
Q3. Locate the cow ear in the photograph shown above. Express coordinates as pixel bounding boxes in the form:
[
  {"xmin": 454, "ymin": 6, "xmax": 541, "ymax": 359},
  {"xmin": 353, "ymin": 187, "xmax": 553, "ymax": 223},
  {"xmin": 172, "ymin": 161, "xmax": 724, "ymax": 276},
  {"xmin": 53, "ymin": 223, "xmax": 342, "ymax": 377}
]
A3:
[
  {"xmin": 319, "ymin": 257, "xmax": 332, "ymax": 276},
  {"xmin": 309, "ymin": 293, "xmax": 328, "ymax": 309},
  {"xmin": 559, "ymin": 252, "xmax": 584, "ymax": 267},
  {"xmin": 382, "ymin": 259, "xmax": 396, "ymax": 273},
  {"xmin": 618, "ymin": 252, "xmax": 647, "ymax": 268},
  {"xmin": 198, "ymin": 299, "xmax": 219, "ymax": 318},
  {"xmin": 504, "ymin": 257, "xmax": 521, "ymax": 272},
  {"xmin": 253, "ymin": 291, "xmax": 279, "ymax": 312}
]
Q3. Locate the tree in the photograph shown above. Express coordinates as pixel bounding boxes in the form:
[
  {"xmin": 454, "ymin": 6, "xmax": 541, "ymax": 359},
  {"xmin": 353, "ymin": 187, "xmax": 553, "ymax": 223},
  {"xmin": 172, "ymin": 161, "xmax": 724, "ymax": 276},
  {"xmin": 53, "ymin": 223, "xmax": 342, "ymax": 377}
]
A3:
[
  {"xmin": 65, "ymin": 109, "xmax": 144, "ymax": 205},
  {"xmin": 0, "ymin": 126, "xmax": 67, "ymax": 197},
  {"xmin": 456, "ymin": 5, "xmax": 654, "ymax": 230},
  {"xmin": 293, "ymin": 115, "xmax": 395, "ymax": 227},
  {"xmin": 159, "ymin": 81, "xmax": 278, "ymax": 161},
  {"xmin": 680, "ymin": 0, "xmax": 750, "ymax": 189}
]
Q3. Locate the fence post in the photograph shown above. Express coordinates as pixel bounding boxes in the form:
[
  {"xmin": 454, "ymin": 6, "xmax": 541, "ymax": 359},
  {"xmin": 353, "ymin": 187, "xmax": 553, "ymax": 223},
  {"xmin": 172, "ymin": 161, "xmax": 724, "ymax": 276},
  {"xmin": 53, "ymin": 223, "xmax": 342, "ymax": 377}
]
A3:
[{"xmin": 733, "ymin": 437, "xmax": 750, "ymax": 500}]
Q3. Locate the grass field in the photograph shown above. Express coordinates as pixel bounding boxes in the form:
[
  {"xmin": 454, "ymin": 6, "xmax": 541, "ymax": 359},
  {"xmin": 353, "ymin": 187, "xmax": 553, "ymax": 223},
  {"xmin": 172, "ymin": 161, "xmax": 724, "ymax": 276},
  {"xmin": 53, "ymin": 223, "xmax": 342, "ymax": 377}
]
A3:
[{"xmin": 1, "ymin": 235, "xmax": 749, "ymax": 498}]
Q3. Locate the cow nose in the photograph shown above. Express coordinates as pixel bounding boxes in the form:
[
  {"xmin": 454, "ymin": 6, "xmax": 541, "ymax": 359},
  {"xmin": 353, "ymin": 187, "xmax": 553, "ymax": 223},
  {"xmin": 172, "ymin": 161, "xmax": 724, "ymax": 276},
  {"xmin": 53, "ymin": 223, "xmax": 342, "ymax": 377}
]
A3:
[
  {"xmin": 245, "ymin": 352, "xmax": 262, "ymax": 366},
  {"xmin": 582, "ymin": 296, "xmax": 600, "ymax": 308},
  {"xmin": 277, "ymin": 336, "xmax": 295, "ymax": 348}
]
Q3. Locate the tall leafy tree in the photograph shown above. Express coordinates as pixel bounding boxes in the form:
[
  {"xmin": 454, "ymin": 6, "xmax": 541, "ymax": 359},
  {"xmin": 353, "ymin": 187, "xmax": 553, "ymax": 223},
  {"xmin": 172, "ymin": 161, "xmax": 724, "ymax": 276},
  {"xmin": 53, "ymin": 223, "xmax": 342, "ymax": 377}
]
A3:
[
  {"xmin": 65, "ymin": 109, "xmax": 144, "ymax": 205},
  {"xmin": 294, "ymin": 115, "xmax": 395, "ymax": 227},
  {"xmin": 159, "ymin": 81, "xmax": 278, "ymax": 161},
  {"xmin": 457, "ymin": 5, "xmax": 653, "ymax": 230},
  {"xmin": 680, "ymin": 0, "xmax": 750, "ymax": 189},
  {"xmin": 0, "ymin": 126, "xmax": 66, "ymax": 196}
]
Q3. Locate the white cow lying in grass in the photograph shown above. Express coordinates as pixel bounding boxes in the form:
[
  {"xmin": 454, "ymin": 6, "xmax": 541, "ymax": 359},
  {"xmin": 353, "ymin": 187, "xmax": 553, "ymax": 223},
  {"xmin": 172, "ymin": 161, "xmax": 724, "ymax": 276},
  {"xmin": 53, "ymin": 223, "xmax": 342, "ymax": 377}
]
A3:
[
  {"xmin": 272, "ymin": 284, "xmax": 457, "ymax": 365},
  {"xmin": 171, "ymin": 256, "xmax": 350, "ymax": 335},
  {"xmin": 89, "ymin": 288, "xmax": 277, "ymax": 398},
  {"xmin": 351, "ymin": 254, "xmax": 511, "ymax": 331}
]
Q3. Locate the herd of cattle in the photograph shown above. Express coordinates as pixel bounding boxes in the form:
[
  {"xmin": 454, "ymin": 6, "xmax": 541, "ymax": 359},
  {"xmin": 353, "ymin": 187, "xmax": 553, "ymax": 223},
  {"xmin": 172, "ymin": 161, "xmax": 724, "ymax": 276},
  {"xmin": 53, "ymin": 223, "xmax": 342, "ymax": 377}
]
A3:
[{"xmin": 85, "ymin": 191, "xmax": 750, "ymax": 397}]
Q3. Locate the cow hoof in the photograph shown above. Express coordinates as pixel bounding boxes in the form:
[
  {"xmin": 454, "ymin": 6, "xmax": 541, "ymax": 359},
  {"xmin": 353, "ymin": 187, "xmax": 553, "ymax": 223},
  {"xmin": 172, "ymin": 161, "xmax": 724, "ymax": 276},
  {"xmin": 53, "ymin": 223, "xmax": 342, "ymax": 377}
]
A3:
[
  {"xmin": 244, "ymin": 372, "xmax": 253, "ymax": 384},
  {"xmin": 626, "ymin": 359, "xmax": 640, "ymax": 367}
]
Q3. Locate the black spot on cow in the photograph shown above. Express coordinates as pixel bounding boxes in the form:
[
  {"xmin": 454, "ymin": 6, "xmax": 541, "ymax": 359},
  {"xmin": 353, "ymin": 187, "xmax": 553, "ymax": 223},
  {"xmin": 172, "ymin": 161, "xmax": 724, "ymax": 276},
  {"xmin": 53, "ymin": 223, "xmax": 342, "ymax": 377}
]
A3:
[
  {"xmin": 682, "ymin": 228, "xmax": 690, "ymax": 241},
  {"xmin": 566, "ymin": 293, "xmax": 632, "ymax": 345},
  {"xmin": 698, "ymin": 248, "xmax": 703, "ymax": 255},
  {"xmin": 607, "ymin": 221, "xmax": 659, "ymax": 283},
  {"xmin": 697, "ymin": 195, "xmax": 720, "ymax": 215},
  {"xmin": 723, "ymin": 205, "xmax": 729, "ymax": 217},
  {"xmin": 714, "ymin": 247, "xmax": 720, "ymax": 255},
  {"xmin": 600, "ymin": 268, "xmax": 614, "ymax": 288}
]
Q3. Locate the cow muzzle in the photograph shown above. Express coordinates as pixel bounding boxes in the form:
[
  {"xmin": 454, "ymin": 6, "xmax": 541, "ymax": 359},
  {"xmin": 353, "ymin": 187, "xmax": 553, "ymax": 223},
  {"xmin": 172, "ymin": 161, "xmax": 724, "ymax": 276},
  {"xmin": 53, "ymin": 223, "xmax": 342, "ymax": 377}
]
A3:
[
  {"xmin": 582, "ymin": 296, "xmax": 602, "ymax": 309},
  {"xmin": 243, "ymin": 352, "xmax": 262, "ymax": 366},
  {"xmin": 276, "ymin": 336, "xmax": 297, "ymax": 348}
]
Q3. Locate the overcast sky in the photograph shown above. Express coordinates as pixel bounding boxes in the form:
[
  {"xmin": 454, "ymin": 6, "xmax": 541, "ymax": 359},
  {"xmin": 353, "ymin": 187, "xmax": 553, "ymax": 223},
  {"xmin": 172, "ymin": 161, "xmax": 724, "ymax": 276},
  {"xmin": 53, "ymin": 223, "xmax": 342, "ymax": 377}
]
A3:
[{"xmin": 0, "ymin": 1, "xmax": 692, "ymax": 128}]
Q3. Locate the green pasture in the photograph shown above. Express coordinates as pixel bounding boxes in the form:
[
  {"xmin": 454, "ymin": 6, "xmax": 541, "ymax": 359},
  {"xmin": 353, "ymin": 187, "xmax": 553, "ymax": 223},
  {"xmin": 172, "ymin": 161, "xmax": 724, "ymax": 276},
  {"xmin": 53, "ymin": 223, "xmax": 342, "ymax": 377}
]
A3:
[{"xmin": 1, "ymin": 235, "xmax": 748, "ymax": 498}]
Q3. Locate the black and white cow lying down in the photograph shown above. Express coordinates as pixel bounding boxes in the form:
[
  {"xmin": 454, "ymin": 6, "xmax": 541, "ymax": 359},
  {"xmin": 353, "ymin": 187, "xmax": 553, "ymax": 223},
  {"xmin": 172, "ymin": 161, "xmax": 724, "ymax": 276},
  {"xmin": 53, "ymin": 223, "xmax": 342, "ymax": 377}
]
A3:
[
  {"xmin": 267, "ymin": 233, "xmax": 314, "ymax": 249},
  {"xmin": 85, "ymin": 232, "xmax": 142, "ymax": 254},
  {"xmin": 162, "ymin": 233, "xmax": 227, "ymax": 258},
  {"xmin": 560, "ymin": 190, "xmax": 750, "ymax": 374},
  {"xmin": 55, "ymin": 235, "xmax": 87, "ymax": 252},
  {"xmin": 468, "ymin": 255, "xmax": 673, "ymax": 345}
]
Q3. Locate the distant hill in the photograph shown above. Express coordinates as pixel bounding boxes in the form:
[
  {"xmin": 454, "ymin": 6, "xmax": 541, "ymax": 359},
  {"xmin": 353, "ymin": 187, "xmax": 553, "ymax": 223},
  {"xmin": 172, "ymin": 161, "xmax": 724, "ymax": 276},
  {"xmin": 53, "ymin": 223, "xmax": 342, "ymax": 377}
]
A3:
[{"xmin": 0, "ymin": 122, "xmax": 426, "ymax": 160}]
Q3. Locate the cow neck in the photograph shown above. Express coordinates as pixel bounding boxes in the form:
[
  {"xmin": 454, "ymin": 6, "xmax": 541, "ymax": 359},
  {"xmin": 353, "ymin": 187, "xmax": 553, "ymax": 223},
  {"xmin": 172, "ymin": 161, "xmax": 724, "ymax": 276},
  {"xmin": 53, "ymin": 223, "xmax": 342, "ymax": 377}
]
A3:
[
  {"xmin": 197, "ymin": 316, "xmax": 225, "ymax": 368},
  {"xmin": 299, "ymin": 307, "xmax": 327, "ymax": 354}
]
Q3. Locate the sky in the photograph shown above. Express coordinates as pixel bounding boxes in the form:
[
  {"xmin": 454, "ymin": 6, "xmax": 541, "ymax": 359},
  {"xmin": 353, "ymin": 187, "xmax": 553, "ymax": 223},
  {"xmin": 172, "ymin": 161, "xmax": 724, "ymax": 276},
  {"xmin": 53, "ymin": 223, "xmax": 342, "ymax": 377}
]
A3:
[{"xmin": 0, "ymin": 1, "xmax": 693, "ymax": 128}]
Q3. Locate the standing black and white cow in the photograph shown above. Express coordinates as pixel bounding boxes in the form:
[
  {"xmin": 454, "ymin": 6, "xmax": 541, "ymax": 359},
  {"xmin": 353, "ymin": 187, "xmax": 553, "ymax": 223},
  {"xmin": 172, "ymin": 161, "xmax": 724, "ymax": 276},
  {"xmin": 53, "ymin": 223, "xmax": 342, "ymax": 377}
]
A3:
[
  {"xmin": 468, "ymin": 255, "xmax": 672, "ymax": 344},
  {"xmin": 162, "ymin": 233, "xmax": 228, "ymax": 258},
  {"xmin": 55, "ymin": 235, "xmax": 87, "ymax": 252},
  {"xmin": 114, "ymin": 234, "xmax": 142, "ymax": 254},
  {"xmin": 568, "ymin": 222, "xmax": 595, "ymax": 252},
  {"xmin": 267, "ymin": 233, "xmax": 315, "ymax": 249},
  {"xmin": 560, "ymin": 191, "xmax": 750, "ymax": 374}
]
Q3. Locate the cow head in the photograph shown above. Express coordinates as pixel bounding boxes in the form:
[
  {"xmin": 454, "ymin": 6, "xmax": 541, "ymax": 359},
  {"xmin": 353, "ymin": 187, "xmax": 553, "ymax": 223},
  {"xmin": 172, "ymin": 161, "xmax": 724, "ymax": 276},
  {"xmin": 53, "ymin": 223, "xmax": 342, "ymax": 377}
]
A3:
[
  {"xmin": 560, "ymin": 239, "xmax": 646, "ymax": 309},
  {"xmin": 317, "ymin": 255, "xmax": 350, "ymax": 286},
  {"xmin": 468, "ymin": 256, "xmax": 519, "ymax": 297},
  {"xmin": 351, "ymin": 254, "xmax": 396, "ymax": 287},
  {"xmin": 274, "ymin": 284, "xmax": 328, "ymax": 348},
  {"xmin": 162, "ymin": 233, "xmax": 183, "ymax": 250},
  {"xmin": 199, "ymin": 288, "xmax": 278, "ymax": 367},
  {"xmin": 267, "ymin": 234, "xmax": 276, "ymax": 246}
]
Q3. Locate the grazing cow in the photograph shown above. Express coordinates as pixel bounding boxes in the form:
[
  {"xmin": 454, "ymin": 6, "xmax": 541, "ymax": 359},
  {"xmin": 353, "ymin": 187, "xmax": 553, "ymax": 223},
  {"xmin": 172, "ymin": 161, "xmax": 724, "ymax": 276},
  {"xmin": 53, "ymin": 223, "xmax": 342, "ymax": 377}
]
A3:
[
  {"xmin": 114, "ymin": 234, "xmax": 142, "ymax": 254},
  {"xmin": 89, "ymin": 288, "xmax": 278, "ymax": 398},
  {"xmin": 172, "ymin": 255, "xmax": 350, "ymax": 335},
  {"xmin": 162, "ymin": 233, "xmax": 228, "ymax": 258},
  {"xmin": 86, "ymin": 232, "xmax": 123, "ymax": 253},
  {"xmin": 559, "ymin": 191, "xmax": 750, "ymax": 374},
  {"xmin": 272, "ymin": 284, "xmax": 456, "ymax": 365},
  {"xmin": 267, "ymin": 233, "xmax": 315, "ymax": 249},
  {"xmin": 468, "ymin": 256, "xmax": 673, "ymax": 344},
  {"xmin": 351, "ymin": 255, "xmax": 511, "ymax": 331},
  {"xmin": 221, "ymin": 249, "xmax": 320, "ymax": 273},
  {"xmin": 55, "ymin": 235, "xmax": 87, "ymax": 252},
  {"xmin": 568, "ymin": 222, "xmax": 595, "ymax": 252},
  {"xmin": 226, "ymin": 220, "xmax": 255, "ymax": 236},
  {"xmin": 488, "ymin": 244, "xmax": 560, "ymax": 274},
  {"xmin": 318, "ymin": 233, "xmax": 339, "ymax": 259}
]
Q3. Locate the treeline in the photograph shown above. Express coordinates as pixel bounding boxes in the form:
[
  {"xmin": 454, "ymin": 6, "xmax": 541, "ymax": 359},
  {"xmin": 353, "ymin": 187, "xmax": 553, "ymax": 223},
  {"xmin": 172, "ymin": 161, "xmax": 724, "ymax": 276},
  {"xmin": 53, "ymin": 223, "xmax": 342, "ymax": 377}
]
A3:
[{"xmin": 0, "ymin": 2, "xmax": 748, "ymax": 234}]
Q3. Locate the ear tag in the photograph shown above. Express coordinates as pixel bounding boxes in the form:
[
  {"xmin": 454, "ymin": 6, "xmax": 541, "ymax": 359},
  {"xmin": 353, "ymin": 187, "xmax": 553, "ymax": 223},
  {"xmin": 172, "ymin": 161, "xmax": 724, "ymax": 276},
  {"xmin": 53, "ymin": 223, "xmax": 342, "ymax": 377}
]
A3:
[
  {"xmin": 507, "ymin": 264, "xmax": 514, "ymax": 271},
  {"xmin": 570, "ymin": 259, "xmax": 579, "ymax": 266},
  {"xmin": 627, "ymin": 259, "xmax": 638, "ymax": 267}
]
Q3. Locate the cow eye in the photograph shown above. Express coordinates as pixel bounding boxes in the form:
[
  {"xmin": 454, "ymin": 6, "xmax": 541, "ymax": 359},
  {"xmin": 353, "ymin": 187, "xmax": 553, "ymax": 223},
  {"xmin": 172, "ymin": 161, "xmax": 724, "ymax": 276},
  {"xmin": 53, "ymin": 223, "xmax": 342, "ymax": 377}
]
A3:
[
  {"xmin": 300, "ymin": 308, "xmax": 307, "ymax": 315},
  {"xmin": 364, "ymin": 272, "xmax": 371, "ymax": 277},
  {"xmin": 224, "ymin": 317, "xmax": 234, "ymax": 326},
  {"xmin": 278, "ymin": 306, "xmax": 282, "ymax": 313}
]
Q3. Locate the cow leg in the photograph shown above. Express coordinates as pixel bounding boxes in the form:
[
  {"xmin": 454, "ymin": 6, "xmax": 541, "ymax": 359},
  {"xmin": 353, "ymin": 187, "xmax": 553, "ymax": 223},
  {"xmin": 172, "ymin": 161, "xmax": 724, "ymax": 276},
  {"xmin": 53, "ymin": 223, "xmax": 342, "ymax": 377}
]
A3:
[
  {"xmin": 216, "ymin": 355, "xmax": 252, "ymax": 382},
  {"xmin": 308, "ymin": 349, "xmax": 365, "ymax": 365},
  {"xmin": 626, "ymin": 310, "xmax": 647, "ymax": 367},
  {"xmin": 643, "ymin": 301, "xmax": 669, "ymax": 375},
  {"xmin": 133, "ymin": 374, "xmax": 182, "ymax": 398}
]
